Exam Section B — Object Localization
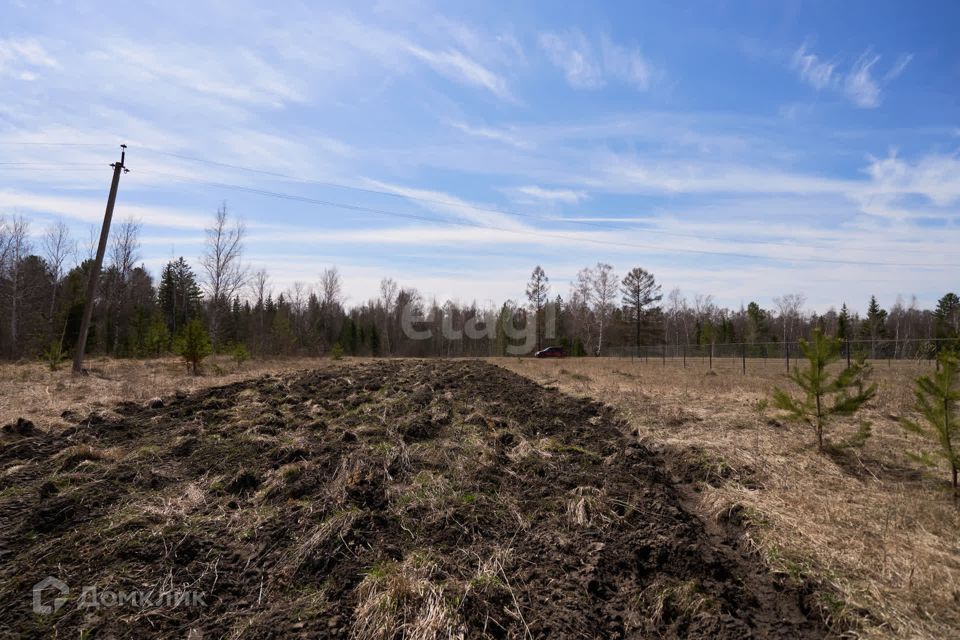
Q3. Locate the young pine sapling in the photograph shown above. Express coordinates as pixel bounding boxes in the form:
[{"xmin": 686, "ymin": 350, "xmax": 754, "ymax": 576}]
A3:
[
  {"xmin": 900, "ymin": 352, "xmax": 960, "ymax": 493},
  {"xmin": 175, "ymin": 319, "xmax": 212, "ymax": 375},
  {"xmin": 232, "ymin": 343, "xmax": 250, "ymax": 371},
  {"xmin": 772, "ymin": 329, "xmax": 876, "ymax": 452}
]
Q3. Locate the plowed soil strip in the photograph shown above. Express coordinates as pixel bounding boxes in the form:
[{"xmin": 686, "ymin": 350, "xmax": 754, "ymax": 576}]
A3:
[{"xmin": 0, "ymin": 360, "xmax": 826, "ymax": 638}]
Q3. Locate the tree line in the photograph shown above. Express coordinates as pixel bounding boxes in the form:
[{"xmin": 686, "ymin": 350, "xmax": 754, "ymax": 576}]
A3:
[{"xmin": 1, "ymin": 209, "xmax": 958, "ymax": 363}]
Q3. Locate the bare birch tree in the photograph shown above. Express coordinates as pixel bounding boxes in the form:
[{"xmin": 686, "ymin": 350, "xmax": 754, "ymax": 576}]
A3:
[
  {"xmin": 320, "ymin": 267, "xmax": 343, "ymax": 309},
  {"xmin": 200, "ymin": 204, "xmax": 247, "ymax": 348},
  {"xmin": 4, "ymin": 215, "xmax": 31, "ymax": 357},
  {"xmin": 591, "ymin": 263, "xmax": 617, "ymax": 356},
  {"xmin": 379, "ymin": 277, "xmax": 398, "ymax": 353},
  {"xmin": 106, "ymin": 218, "xmax": 142, "ymax": 353},
  {"xmin": 42, "ymin": 220, "xmax": 76, "ymax": 337},
  {"xmin": 250, "ymin": 268, "xmax": 270, "ymax": 356},
  {"xmin": 666, "ymin": 287, "xmax": 688, "ymax": 346},
  {"xmin": 774, "ymin": 293, "xmax": 807, "ymax": 346},
  {"xmin": 109, "ymin": 218, "xmax": 141, "ymax": 279}
]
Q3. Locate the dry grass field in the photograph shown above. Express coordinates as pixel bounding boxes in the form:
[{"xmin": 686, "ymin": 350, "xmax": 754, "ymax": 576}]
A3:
[
  {"xmin": 0, "ymin": 355, "xmax": 338, "ymax": 431},
  {"xmin": 1, "ymin": 354, "xmax": 957, "ymax": 637},
  {"xmin": 499, "ymin": 356, "xmax": 960, "ymax": 639}
]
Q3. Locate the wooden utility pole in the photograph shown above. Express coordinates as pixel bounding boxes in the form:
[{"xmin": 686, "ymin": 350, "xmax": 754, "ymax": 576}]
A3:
[{"xmin": 72, "ymin": 145, "xmax": 129, "ymax": 374}]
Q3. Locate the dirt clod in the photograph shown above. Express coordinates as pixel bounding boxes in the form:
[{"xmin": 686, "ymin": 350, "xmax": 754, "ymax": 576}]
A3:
[{"xmin": 1, "ymin": 417, "xmax": 34, "ymax": 435}]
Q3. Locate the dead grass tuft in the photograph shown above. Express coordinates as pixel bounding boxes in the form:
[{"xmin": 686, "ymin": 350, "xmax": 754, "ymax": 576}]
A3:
[
  {"xmin": 54, "ymin": 444, "xmax": 118, "ymax": 471},
  {"xmin": 565, "ymin": 486, "xmax": 614, "ymax": 527},
  {"xmin": 351, "ymin": 555, "xmax": 465, "ymax": 640},
  {"xmin": 638, "ymin": 577, "xmax": 718, "ymax": 627}
]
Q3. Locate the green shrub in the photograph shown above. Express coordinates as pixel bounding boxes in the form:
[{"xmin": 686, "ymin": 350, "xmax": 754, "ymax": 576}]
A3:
[{"xmin": 331, "ymin": 342, "xmax": 344, "ymax": 360}]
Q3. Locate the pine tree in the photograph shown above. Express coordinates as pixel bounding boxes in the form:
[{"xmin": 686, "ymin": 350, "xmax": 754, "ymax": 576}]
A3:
[
  {"xmin": 525, "ymin": 266, "xmax": 550, "ymax": 351},
  {"xmin": 621, "ymin": 267, "xmax": 662, "ymax": 349},
  {"xmin": 901, "ymin": 352, "xmax": 960, "ymax": 492},
  {"xmin": 773, "ymin": 328, "xmax": 876, "ymax": 452}
]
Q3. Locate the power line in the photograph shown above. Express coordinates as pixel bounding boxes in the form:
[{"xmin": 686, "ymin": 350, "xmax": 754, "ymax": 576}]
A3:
[
  {"xmin": 0, "ymin": 142, "xmax": 114, "ymax": 147},
  {"xmin": 130, "ymin": 145, "xmax": 960, "ymax": 259},
  {"xmin": 132, "ymin": 166, "xmax": 960, "ymax": 269},
  {"xmin": 3, "ymin": 141, "xmax": 958, "ymax": 264}
]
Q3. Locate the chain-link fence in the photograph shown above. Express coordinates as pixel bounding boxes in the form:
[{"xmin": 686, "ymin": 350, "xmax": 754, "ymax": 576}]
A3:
[{"xmin": 607, "ymin": 338, "xmax": 958, "ymax": 373}]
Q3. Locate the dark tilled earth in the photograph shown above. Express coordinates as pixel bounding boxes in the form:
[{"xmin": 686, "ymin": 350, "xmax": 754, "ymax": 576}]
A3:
[{"xmin": 0, "ymin": 360, "xmax": 826, "ymax": 638}]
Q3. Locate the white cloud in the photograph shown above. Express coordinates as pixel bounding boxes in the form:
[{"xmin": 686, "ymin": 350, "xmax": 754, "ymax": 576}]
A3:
[
  {"xmin": 539, "ymin": 32, "xmax": 604, "ymax": 89},
  {"xmin": 863, "ymin": 152, "xmax": 960, "ymax": 208},
  {"xmin": 791, "ymin": 43, "xmax": 836, "ymax": 90},
  {"xmin": 0, "ymin": 190, "xmax": 209, "ymax": 229},
  {"xmin": 512, "ymin": 185, "xmax": 587, "ymax": 204},
  {"xmin": 0, "ymin": 38, "xmax": 58, "ymax": 80},
  {"xmin": 406, "ymin": 45, "xmax": 513, "ymax": 101},
  {"xmin": 90, "ymin": 40, "xmax": 304, "ymax": 109},
  {"xmin": 884, "ymin": 53, "xmax": 913, "ymax": 81},
  {"xmin": 844, "ymin": 52, "xmax": 881, "ymax": 108},
  {"xmin": 538, "ymin": 31, "xmax": 654, "ymax": 90},
  {"xmin": 450, "ymin": 122, "xmax": 531, "ymax": 149},
  {"xmin": 273, "ymin": 13, "xmax": 516, "ymax": 102},
  {"xmin": 591, "ymin": 157, "xmax": 856, "ymax": 196},
  {"xmin": 599, "ymin": 34, "xmax": 653, "ymax": 89},
  {"xmin": 361, "ymin": 180, "xmax": 529, "ymax": 230},
  {"xmin": 790, "ymin": 43, "xmax": 912, "ymax": 109}
]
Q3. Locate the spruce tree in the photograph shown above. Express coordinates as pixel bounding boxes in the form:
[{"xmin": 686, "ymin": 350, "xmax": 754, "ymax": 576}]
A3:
[
  {"xmin": 773, "ymin": 328, "xmax": 876, "ymax": 452},
  {"xmin": 158, "ymin": 257, "xmax": 203, "ymax": 337},
  {"xmin": 862, "ymin": 295, "xmax": 887, "ymax": 356},
  {"xmin": 838, "ymin": 303, "xmax": 851, "ymax": 340},
  {"xmin": 369, "ymin": 323, "xmax": 380, "ymax": 356},
  {"xmin": 934, "ymin": 293, "xmax": 960, "ymax": 352}
]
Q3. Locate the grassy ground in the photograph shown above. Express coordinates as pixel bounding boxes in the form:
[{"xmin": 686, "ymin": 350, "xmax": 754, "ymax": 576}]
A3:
[
  {"xmin": 498, "ymin": 356, "xmax": 960, "ymax": 639},
  {"xmin": 0, "ymin": 355, "xmax": 337, "ymax": 430}
]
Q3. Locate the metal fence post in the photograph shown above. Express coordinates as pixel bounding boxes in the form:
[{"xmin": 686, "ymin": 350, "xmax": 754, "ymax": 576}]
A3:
[
  {"xmin": 742, "ymin": 343, "xmax": 746, "ymax": 375},
  {"xmin": 786, "ymin": 343, "xmax": 790, "ymax": 373},
  {"xmin": 683, "ymin": 343, "xmax": 686, "ymax": 369}
]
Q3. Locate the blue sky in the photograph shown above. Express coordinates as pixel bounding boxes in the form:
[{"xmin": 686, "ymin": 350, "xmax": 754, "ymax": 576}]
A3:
[{"xmin": 1, "ymin": 0, "xmax": 958, "ymax": 313}]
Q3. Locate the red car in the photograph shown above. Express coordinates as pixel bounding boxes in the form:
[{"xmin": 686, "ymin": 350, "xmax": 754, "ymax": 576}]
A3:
[{"xmin": 534, "ymin": 346, "xmax": 565, "ymax": 358}]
